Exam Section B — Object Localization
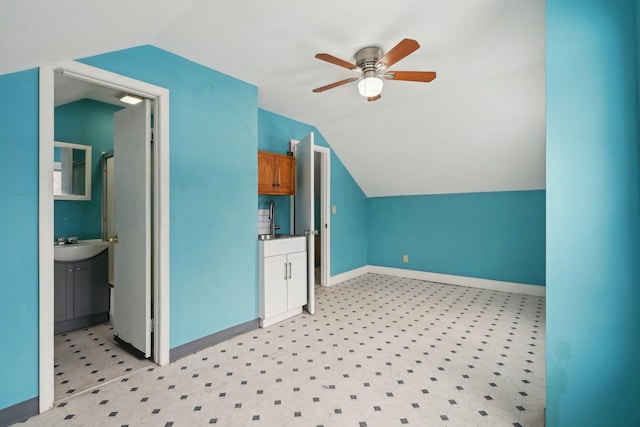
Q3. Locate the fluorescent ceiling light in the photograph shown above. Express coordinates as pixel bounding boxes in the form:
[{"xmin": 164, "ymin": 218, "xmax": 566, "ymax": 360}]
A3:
[
  {"xmin": 119, "ymin": 94, "xmax": 143, "ymax": 105},
  {"xmin": 357, "ymin": 75, "xmax": 384, "ymax": 98}
]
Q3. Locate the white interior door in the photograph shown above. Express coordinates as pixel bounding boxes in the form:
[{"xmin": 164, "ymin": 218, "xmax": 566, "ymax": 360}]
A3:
[
  {"xmin": 113, "ymin": 100, "xmax": 151, "ymax": 357},
  {"xmin": 294, "ymin": 132, "xmax": 315, "ymax": 315}
]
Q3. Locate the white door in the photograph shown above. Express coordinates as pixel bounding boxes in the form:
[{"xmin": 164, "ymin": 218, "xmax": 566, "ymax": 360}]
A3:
[
  {"xmin": 294, "ymin": 133, "xmax": 315, "ymax": 315},
  {"xmin": 112, "ymin": 100, "xmax": 152, "ymax": 358},
  {"xmin": 263, "ymin": 255, "xmax": 288, "ymax": 318}
]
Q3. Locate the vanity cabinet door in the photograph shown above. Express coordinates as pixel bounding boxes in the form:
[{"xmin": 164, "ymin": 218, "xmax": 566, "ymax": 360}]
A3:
[
  {"xmin": 262, "ymin": 254, "xmax": 288, "ymax": 318},
  {"xmin": 54, "ymin": 262, "xmax": 74, "ymax": 322},
  {"xmin": 74, "ymin": 253, "xmax": 109, "ymax": 318},
  {"xmin": 286, "ymin": 251, "xmax": 308, "ymax": 309},
  {"xmin": 54, "ymin": 249, "xmax": 110, "ymax": 333}
]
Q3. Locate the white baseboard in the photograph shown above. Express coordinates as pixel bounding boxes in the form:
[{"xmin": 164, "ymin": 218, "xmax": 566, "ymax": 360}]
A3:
[
  {"xmin": 330, "ymin": 265, "xmax": 545, "ymax": 297},
  {"xmin": 328, "ymin": 265, "xmax": 370, "ymax": 287}
]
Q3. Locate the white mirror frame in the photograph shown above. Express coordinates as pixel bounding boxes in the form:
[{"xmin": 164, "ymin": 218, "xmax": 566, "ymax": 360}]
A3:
[{"xmin": 53, "ymin": 141, "xmax": 92, "ymax": 200}]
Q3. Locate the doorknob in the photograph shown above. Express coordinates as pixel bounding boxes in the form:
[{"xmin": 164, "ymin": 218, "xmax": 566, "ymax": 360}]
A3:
[{"xmin": 107, "ymin": 236, "xmax": 119, "ymax": 244}]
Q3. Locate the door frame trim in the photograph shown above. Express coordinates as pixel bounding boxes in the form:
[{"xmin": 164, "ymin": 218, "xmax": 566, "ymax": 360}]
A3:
[
  {"xmin": 315, "ymin": 145, "xmax": 331, "ymax": 287},
  {"xmin": 38, "ymin": 61, "xmax": 170, "ymax": 413}
]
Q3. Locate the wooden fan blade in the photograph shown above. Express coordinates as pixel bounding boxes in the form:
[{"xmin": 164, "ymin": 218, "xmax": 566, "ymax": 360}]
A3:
[
  {"xmin": 315, "ymin": 53, "xmax": 359, "ymax": 71},
  {"xmin": 367, "ymin": 94, "xmax": 381, "ymax": 102},
  {"xmin": 378, "ymin": 39, "xmax": 420, "ymax": 68},
  {"xmin": 384, "ymin": 71, "xmax": 437, "ymax": 82},
  {"xmin": 312, "ymin": 77, "xmax": 358, "ymax": 93}
]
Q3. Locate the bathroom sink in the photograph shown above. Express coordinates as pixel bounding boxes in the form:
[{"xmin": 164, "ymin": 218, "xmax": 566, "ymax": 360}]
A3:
[
  {"xmin": 54, "ymin": 239, "xmax": 110, "ymax": 262},
  {"xmin": 258, "ymin": 234, "xmax": 297, "ymax": 241}
]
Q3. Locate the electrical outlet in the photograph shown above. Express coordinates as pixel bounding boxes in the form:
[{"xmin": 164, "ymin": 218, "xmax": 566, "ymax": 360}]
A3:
[
  {"xmin": 332, "ymin": 205, "xmax": 337, "ymax": 214},
  {"xmin": 402, "ymin": 254, "xmax": 409, "ymax": 263}
]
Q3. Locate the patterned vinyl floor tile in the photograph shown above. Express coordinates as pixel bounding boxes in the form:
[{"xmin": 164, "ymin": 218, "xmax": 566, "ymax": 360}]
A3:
[
  {"xmin": 17, "ymin": 273, "xmax": 545, "ymax": 426},
  {"xmin": 54, "ymin": 322, "xmax": 153, "ymax": 401}
]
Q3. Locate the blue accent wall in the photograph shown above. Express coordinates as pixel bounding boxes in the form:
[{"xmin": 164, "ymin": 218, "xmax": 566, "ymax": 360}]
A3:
[
  {"xmin": 368, "ymin": 191, "xmax": 545, "ymax": 285},
  {"xmin": 0, "ymin": 69, "xmax": 39, "ymax": 409},
  {"xmin": 54, "ymin": 99, "xmax": 123, "ymax": 240},
  {"xmin": 546, "ymin": 0, "xmax": 640, "ymax": 425},
  {"xmin": 79, "ymin": 46, "xmax": 260, "ymax": 347},
  {"xmin": 258, "ymin": 109, "xmax": 368, "ymax": 275}
]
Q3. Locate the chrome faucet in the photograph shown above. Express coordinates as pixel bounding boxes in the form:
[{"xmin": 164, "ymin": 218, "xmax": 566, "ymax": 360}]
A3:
[{"xmin": 269, "ymin": 200, "xmax": 280, "ymax": 235}]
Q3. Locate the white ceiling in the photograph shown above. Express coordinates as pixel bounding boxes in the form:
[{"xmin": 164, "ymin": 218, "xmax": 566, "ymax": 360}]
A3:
[{"xmin": 0, "ymin": 0, "xmax": 545, "ymax": 197}]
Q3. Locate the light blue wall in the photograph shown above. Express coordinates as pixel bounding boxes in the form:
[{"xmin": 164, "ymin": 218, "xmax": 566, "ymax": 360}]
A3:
[
  {"xmin": 79, "ymin": 46, "xmax": 260, "ymax": 347},
  {"xmin": 0, "ymin": 69, "xmax": 39, "ymax": 409},
  {"xmin": 54, "ymin": 99, "xmax": 123, "ymax": 240},
  {"xmin": 258, "ymin": 109, "xmax": 368, "ymax": 275},
  {"xmin": 368, "ymin": 191, "xmax": 545, "ymax": 285},
  {"xmin": 546, "ymin": 0, "xmax": 640, "ymax": 425}
]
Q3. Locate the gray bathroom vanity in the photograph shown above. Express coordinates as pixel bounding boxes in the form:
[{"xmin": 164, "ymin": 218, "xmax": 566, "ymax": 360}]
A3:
[{"xmin": 54, "ymin": 249, "xmax": 109, "ymax": 334}]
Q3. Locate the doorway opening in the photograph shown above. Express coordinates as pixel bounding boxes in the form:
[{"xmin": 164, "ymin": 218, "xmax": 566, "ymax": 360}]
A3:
[{"xmin": 39, "ymin": 61, "xmax": 170, "ymax": 413}]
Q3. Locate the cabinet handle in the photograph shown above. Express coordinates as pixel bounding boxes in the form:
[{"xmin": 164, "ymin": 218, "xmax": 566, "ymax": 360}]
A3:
[
  {"xmin": 76, "ymin": 267, "xmax": 81, "ymax": 271},
  {"xmin": 284, "ymin": 263, "xmax": 288, "ymax": 280},
  {"xmin": 288, "ymin": 262, "xmax": 292, "ymax": 279}
]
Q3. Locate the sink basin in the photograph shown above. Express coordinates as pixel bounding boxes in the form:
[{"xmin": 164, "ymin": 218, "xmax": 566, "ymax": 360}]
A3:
[
  {"xmin": 54, "ymin": 239, "xmax": 110, "ymax": 262},
  {"xmin": 258, "ymin": 234, "xmax": 297, "ymax": 241}
]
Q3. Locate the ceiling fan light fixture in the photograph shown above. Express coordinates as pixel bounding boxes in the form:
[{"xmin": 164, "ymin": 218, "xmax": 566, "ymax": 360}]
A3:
[
  {"xmin": 357, "ymin": 75, "xmax": 383, "ymax": 98},
  {"xmin": 119, "ymin": 93, "xmax": 143, "ymax": 105}
]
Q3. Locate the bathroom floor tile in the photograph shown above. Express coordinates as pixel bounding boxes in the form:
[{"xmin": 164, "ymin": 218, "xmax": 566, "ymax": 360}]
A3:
[{"xmin": 53, "ymin": 321, "xmax": 153, "ymax": 401}]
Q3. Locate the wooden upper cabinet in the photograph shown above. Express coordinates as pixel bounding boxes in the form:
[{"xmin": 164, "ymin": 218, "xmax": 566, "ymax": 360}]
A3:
[{"xmin": 258, "ymin": 151, "xmax": 295, "ymax": 195}]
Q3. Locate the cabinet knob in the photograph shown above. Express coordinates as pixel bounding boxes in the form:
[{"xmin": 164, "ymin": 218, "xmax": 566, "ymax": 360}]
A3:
[{"xmin": 107, "ymin": 236, "xmax": 119, "ymax": 244}]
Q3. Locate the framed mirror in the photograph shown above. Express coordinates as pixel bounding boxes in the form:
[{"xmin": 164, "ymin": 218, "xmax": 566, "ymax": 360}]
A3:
[{"xmin": 54, "ymin": 141, "xmax": 92, "ymax": 200}]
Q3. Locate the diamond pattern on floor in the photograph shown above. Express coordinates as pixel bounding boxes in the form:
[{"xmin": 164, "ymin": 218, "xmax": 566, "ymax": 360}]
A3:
[
  {"xmin": 20, "ymin": 273, "xmax": 545, "ymax": 426},
  {"xmin": 54, "ymin": 322, "xmax": 153, "ymax": 401}
]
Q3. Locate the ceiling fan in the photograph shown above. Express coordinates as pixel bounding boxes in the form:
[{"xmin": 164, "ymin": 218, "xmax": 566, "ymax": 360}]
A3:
[{"xmin": 312, "ymin": 38, "xmax": 436, "ymax": 101}]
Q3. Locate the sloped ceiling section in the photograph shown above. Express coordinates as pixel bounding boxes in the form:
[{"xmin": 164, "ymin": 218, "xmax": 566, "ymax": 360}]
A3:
[{"xmin": 0, "ymin": 0, "xmax": 545, "ymax": 197}]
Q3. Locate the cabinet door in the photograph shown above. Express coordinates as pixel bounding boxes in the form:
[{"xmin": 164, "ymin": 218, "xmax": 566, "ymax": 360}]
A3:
[
  {"xmin": 74, "ymin": 252, "xmax": 109, "ymax": 318},
  {"xmin": 258, "ymin": 152, "xmax": 276, "ymax": 194},
  {"xmin": 287, "ymin": 251, "xmax": 308, "ymax": 309},
  {"xmin": 263, "ymin": 254, "xmax": 288, "ymax": 318},
  {"xmin": 73, "ymin": 260, "xmax": 92, "ymax": 318},
  {"xmin": 54, "ymin": 262, "xmax": 74, "ymax": 322},
  {"xmin": 275, "ymin": 155, "xmax": 295, "ymax": 195}
]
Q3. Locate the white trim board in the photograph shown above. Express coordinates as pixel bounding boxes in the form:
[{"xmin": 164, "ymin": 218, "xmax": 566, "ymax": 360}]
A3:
[
  {"xmin": 330, "ymin": 265, "xmax": 546, "ymax": 297},
  {"xmin": 329, "ymin": 265, "xmax": 371, "ymax": 286}
]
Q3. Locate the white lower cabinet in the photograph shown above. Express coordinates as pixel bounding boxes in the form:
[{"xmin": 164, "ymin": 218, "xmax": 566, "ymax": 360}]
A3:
[{"xmin": 259, "ymin": 237, "xmax": 307, "ymax": 327}]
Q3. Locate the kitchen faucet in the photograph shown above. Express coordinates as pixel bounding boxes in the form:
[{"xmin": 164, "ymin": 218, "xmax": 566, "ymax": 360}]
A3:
[{"xmin": 269, "ymin": 200, "xmax": 280, "ymax": 235}]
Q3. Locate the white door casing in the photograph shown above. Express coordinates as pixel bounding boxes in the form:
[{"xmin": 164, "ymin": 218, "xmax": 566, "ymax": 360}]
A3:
[
  {"xmin": 294, "ymin": 132, "xmax": 315, "ymax": 315},
  {"xmin": 315, "ymin": 145, "xmax": 331, "ymax": 288},
  {"xmin": 113, "ymin": 100, "xmax": 152, "ymax": 357},
  {"xmin": 39, "ymin": 61, "xmax": 170, "ymax": 413}
]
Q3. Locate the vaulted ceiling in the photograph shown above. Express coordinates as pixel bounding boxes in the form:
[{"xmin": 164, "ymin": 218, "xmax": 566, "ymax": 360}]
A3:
[{"xmin": 0, "ymin": 0, "xmax": 545, "ymax": 197}]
